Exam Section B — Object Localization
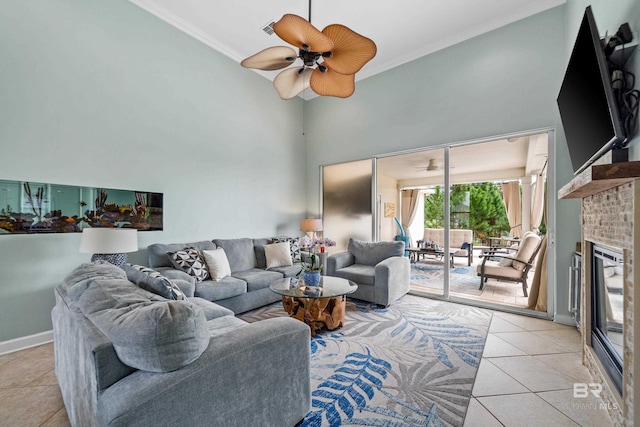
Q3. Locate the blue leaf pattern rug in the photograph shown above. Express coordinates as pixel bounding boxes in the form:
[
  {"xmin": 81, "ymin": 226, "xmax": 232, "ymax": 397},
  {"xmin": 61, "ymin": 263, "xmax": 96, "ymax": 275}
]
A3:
[{"xmin": 240, "ymin": 295, "xmax": 492, "ymax": 426}]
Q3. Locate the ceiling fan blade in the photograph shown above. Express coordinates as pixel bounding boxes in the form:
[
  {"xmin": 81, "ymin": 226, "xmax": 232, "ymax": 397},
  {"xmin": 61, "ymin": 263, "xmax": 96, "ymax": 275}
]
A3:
[
  {"xmin": 273, "ymin": 14, "xmax": 334, "ymax": 53},
  {"xmin": 310, "ymin": 67, "xmax": 355, "ymax": 98},
  {"xmin": 273, "ymin": 67, "xmax": 313, "ymax": 100},
  {"xmin": 321, "ymin": 24, "xmax": 377, "ymax": 75},
  {"xmin": 240, "ymin": 46, "xmax": 297, "ymax": 70}
]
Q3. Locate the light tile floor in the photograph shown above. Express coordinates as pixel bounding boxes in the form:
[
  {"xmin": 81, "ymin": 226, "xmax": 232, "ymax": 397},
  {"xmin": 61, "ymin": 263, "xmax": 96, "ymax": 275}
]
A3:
[
  {"xmin": 464, "ymin": 311, "xmax": 614, "ymax": 427},
  {"xmin": 0, "ymin": 309, "xmax": 612, "ymax": 427}
]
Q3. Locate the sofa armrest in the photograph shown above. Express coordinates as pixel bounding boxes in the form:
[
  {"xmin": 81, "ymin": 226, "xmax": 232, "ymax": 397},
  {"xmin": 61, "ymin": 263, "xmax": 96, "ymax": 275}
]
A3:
[
  {"xmin": 97, "ymin": 317, "xmax": 310, "ymax": 427},
  {"xmin": 374, "ymin": 256, "xmax": 410, "ymax": 306},
  {"xmin": 326, "ymin": 252, "xmax": 355, "ymax": 276},
  {"xmin": 155, "ymin": 267, "xmax": 197, "ymax": 285}
]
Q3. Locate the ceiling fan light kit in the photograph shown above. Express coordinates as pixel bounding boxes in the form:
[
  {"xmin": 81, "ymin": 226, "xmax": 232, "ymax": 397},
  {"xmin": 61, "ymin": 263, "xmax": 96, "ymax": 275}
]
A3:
[{"xmin": 241, "ymin": 10, "xmax": 376, "ymax": 99}]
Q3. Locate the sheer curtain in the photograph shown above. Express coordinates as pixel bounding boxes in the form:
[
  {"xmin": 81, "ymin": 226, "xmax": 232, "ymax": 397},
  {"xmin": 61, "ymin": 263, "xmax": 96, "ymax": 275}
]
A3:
[
  {"xmin": 501, "ymin": 181, "xmax": 522, "ymax": 238},
  {"xmin": 401, "ymin": 190, "xmax": 420, "ymax": 245}
]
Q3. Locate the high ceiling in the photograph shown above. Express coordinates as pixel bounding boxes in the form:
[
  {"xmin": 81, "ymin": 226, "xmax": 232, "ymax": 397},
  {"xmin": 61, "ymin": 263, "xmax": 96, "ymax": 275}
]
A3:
[{"xmin": 129, "ymin": 0, "xmax": 565, "ymax": 93}]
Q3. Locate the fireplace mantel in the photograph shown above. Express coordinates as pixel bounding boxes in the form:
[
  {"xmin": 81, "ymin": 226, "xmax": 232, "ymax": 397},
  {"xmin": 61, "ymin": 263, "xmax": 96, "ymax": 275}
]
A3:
[{"xmin": 559, "ymin": 160, "xmax": 640, "ymax": 199}]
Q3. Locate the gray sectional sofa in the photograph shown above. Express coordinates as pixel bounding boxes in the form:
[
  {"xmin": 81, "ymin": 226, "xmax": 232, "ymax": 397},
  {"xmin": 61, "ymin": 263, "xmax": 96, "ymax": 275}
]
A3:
[
  {"xmin": 52, "ymin": 261, "xmax": 311, "ymax": 427},
  {"xmin": 147, "ymin": 237, "xmax": 304, "ymax": 314}
]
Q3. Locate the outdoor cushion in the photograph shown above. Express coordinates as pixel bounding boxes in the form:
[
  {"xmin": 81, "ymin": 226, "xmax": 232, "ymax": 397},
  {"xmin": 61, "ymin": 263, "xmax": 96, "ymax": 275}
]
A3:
[
  {"xmin": 477, "ymin": 263, "xmax": 523, "ymax": 279},
  {"xmin": 77, "ymin": 279, "xmax": 209, "ymax": 373},
  {"xmin": 348, "ymin": 239, "xmax": 405, "ymax": 266},
  {"xmin": 513, "ymin": 235, "xmax": 541, "ymax": 271}
]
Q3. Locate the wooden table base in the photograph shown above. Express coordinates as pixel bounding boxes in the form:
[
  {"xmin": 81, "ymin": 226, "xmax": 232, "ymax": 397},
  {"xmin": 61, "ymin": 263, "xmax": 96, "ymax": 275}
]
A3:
[{"xmin": 281, "ymin": 295, "xmax": 347, "ymax": 336}]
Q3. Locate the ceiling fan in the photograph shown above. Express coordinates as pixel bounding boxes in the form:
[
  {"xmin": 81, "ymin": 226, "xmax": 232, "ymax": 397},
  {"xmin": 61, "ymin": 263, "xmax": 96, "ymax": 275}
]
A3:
[
  {"xmin": 415, "ymin": 159, "xmax": 444, "ymax": 172},
  {"xmin": 241, "ymin": 2, "xmax": 377, "ymax": 99}
]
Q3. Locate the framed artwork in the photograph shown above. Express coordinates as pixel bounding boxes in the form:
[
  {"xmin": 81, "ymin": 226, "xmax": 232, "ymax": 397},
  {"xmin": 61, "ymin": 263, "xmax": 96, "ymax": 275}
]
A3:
[
  {"xmin": 384, "ymin": 202, "xmax": 396, "ymax": 218},
  {"xmin": 0, "ymin": 180, "xmax": 163, "ymax": 235}
]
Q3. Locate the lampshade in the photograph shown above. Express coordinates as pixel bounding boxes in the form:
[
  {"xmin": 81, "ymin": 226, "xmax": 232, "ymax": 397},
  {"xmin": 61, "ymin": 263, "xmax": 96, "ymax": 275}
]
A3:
[
  {"xmin": 300, "ymin": 219, "xmax": 323, "ymax": 232},
  {"xmin": 80, "ymin": 228, "xmax": 138, "ymax": 267}
]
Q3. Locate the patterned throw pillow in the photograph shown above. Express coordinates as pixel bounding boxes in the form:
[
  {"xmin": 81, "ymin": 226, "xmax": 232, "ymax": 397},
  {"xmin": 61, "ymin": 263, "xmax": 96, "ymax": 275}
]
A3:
[
  {"xmin": 124, "ymin": 264, "xmax": 186, "ymax": 300},
  {"xmin": 167, "ymin": 249, "xmax": 210, "ymax": 282},
  {"xmin": 272, "ymin": 236, "xmax": 301, "ymax": 262}
]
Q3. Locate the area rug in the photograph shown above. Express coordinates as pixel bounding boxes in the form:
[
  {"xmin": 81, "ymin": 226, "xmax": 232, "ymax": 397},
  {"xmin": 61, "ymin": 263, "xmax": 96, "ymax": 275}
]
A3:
[
  {"xmin": 411, "ymin": 261, "xmax": 483, "ymax": 297},
  {"xmin": 239, "ymin": 295, "xmax": 492, "ymax": 426}
]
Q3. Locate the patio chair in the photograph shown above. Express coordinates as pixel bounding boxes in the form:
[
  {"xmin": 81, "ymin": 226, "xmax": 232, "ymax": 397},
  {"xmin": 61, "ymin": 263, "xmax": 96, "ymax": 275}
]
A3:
[{"xmin": 476, "ymin": 233, "xmax": 542, "ymax": 297}]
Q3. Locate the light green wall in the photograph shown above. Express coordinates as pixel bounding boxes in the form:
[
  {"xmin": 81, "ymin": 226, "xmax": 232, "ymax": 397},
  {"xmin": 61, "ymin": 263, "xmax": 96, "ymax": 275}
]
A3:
[
  {"xmin": 304, "ymin": 6, "xmax": 583, "ymax": 318},
  {"xmin": 0, "ymin": 0, "xmax": 306, "ymax": 341}
]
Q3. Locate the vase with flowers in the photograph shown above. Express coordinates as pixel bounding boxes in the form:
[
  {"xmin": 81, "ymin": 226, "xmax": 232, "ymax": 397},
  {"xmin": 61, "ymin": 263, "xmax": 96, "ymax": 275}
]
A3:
[{"xmin": 300, "ymin": 253, "xmax": 322, "ymax": 286}]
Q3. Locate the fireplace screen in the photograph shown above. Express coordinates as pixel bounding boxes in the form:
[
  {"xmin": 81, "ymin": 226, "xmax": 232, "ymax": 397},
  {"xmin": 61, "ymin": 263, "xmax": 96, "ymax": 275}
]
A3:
[{"xmin": 591, "ymin": 243, "xmax": 623, "ymax": 394}]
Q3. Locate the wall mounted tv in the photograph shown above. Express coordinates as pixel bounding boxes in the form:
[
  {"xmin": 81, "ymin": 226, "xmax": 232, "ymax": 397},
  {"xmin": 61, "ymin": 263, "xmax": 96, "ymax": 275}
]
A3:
[{"xmin": 557, "ymin": 6, "xmax": 627, "ymax": 175}]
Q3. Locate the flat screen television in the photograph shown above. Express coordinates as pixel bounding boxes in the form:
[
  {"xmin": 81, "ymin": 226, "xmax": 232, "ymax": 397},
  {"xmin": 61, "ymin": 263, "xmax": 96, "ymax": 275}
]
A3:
[{"xmin": 557, "ymin": 6, "xmax": 627, "ymax": 175}]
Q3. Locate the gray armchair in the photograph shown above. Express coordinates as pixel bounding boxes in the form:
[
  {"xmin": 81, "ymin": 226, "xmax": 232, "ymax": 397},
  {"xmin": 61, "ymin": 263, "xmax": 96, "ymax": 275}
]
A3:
[{"xmin": 326, "ymin": 238, "xmax": 410, "ymax": 307}]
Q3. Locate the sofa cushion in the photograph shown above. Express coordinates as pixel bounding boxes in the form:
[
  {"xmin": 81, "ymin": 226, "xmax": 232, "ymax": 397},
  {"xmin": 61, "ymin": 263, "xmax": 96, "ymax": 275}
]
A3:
[
  {"xmin": 147, "ymin": 241, "xmax": 216, "ymax": 268},
  {"xmin": 77, "ymin": 279, "xmax": 209, "ymax": 373},
  {"xmin": 213, "ymin": 238, "xmax": 256, "ymax": 272},
  {"xmin": 269, "ymin": 262, "xmax": 303, "ymax": 278},
  {"xmin": 195, "ymin": 277, "xmax": 247, "ymax": 301},
  {"xmin": 202, "ymin": 248, "xmax": 232, "ymax": 281},
  {"xmin": 168, "ymin": 248, "xmax": 210, "ymax": 282},
  {"xmin": 65, "ymin": 261, "xmax": 128, "ymax": 303},
  {"xmin": 264, "ymin": 242, "xmax": 293, "ymax": 269},
  {"xmin": 123, "ymin": 264, "xmax": 186, "ymax": 300},
  {"xmin": 272, "ymin": 236, "xmax": 301, "ymax": 262},
  {"xmin": 253, "ymin": 238, "xmax": 271, "ymax": 269},
  {"xmin": 334, "ymin": 264, "xmax": 376, "ymax": 286},
  {"xmin": 188, "ymin": 297, "xmax": 235, "ymax": 320},
  {"xmin": 348, "ymin": 239, "xmax": 405, "ymax": 266},
  {"xmin": 232, "ymin": 268, "xmax": 284, "ymax": 292}
]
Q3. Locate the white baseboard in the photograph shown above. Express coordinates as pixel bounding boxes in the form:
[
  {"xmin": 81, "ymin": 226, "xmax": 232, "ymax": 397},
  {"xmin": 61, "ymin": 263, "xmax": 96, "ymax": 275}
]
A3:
[
  {"xmin": 0, "ymin": 331, "xmax": 54, "ymax": 356},
  {"xmin": 554, "ymin": 313, "xmax": 577, "ymax": 327}
]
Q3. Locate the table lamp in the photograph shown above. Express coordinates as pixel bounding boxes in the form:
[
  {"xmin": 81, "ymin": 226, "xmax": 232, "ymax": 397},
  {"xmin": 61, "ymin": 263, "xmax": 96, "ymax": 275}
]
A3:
[
  {"xmin": 79, "ymin": 228, "xmax": 138, "ymax": 268},
  {"xmin": 300, "ymin": 218, "xmax": 322, "ymax": 239}
]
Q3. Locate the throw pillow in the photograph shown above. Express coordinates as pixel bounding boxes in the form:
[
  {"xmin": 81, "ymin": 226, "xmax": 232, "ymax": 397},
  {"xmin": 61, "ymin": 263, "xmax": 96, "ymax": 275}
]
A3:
[
  {"xmin": 167, "ymin": 249, "xmax": 210, "ymax": 282},
  {"xmin": 272, "ymin": 236, "xmax": 301, "ymax": 262},
  {"xmin": 124, "ymin": 264, "xmax": 186, "ymax": 300},
  {"xmin": 201, "ymin": 248, "xmax": 232, "ymax": 281},
  {"xmin": 264, "ymin": 241, "xmax": 293, "ymax": 269},
  {"xmin": 498, "ymin": 257, "xmax": 513, "ymax": 267}
]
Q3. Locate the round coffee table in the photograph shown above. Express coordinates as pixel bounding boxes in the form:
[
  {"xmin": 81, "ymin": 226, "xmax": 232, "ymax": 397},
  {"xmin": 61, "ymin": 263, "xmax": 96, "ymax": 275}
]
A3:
[{"xmin": 270, "ymin": 276, "xmax": 357, "ymax": 335}]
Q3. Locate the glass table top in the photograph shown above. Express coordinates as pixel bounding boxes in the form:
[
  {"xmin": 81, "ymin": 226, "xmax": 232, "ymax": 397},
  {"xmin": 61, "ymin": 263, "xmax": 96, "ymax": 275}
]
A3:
[{"xmin": 270, "ymin": 276, "xmax": 358, "ymax": 299}]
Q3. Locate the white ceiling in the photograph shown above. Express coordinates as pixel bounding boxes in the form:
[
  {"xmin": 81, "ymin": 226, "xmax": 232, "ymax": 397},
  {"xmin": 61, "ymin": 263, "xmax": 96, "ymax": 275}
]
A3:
[
  {"xmin": 129, "ymin": 0, "xmax": 565, "ymax": 89},
  {"xmin": 376, "ymin": 133, "xmax": 548, "ymax": 186}
]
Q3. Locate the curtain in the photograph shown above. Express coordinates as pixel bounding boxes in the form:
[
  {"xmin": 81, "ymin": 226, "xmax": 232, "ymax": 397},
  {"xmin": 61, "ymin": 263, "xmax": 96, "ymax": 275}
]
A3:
[
  {"xmin": 501, "ymin": 181, "xmax": 522, "ymax": 238},
  {"xmin": 401, "ymin": 189, "xmax": 420, "ymax": 245},
  {"xmin": 527, "ymin": 234, "xmax": 548, "ymax": 311},
  {"xmin": 531, "ymin": 173, "xmax": 546, "ymax": 231}
]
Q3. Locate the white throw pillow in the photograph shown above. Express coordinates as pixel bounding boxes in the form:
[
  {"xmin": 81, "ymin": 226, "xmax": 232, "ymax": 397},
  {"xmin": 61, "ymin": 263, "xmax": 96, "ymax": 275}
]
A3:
[
  {"xmin": 202, "ymin": 248, "xmax": 232, "ymax": 281},
  {"xmin": 498, "ymin": 257, "xmax": 513, "ymax": 267},
  {"xmin": 264, "ymin": 241, "xmax": 293, "ymax": 269}
]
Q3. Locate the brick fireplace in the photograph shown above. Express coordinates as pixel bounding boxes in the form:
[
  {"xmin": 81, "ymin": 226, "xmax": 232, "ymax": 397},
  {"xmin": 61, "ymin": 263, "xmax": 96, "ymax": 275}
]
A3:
[{"xmin": 560, "ymin": 159, "xmax": 640, "ymax": 426}]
